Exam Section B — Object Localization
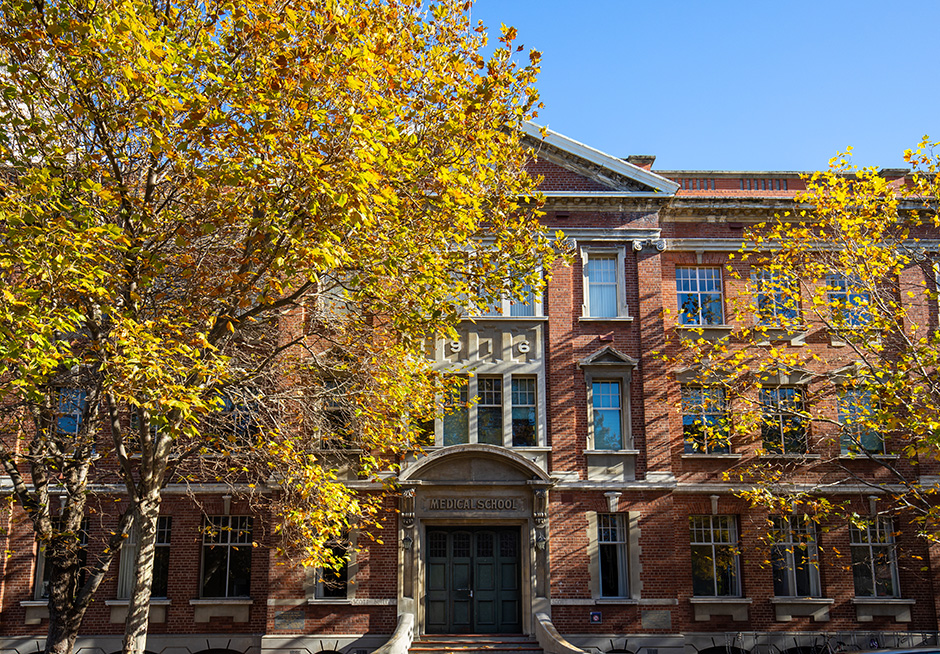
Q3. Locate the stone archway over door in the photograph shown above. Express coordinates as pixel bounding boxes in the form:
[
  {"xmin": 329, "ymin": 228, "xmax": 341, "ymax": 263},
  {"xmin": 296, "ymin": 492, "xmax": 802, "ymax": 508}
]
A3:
[{"xmin": 398, "ymin": 444, "xmax": 553, "ymax": 636}]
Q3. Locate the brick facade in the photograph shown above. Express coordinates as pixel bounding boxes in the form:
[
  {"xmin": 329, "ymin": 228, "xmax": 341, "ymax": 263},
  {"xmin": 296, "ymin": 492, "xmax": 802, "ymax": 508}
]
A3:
[{"xmin": 1, "ymin": 126, "xmax": 936, "ymax": 654}]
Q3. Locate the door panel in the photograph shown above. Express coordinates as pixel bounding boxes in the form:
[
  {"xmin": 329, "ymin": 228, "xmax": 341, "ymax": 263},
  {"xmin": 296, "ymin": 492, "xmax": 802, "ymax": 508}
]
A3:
[
  {"xmin": 425, "ymin": 531, "xmax": 449, "ymax": 633},
  {"xmin": 451, "ymin": 532, "xmax": 472, "ymax": 632},
  {"xmin": 424, "ymin": 527, "xmax": 521, "ymax": 633},
  {"xmin": 496, "ymin": 530, "xmax": 522, "ymax": 632}
]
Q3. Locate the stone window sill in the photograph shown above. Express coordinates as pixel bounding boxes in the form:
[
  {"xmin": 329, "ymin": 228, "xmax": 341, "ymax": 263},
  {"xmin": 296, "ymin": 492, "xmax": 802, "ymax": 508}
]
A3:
[
  {"xmin": 838, "ymin": 453, "xmax": 899, "ymax": 461},
  {"xmin": 20, "ymin": 600, "xmax": 48, "ymax": 625},
  {"xmin": 689, "ymin": 597, "xmax": 752, "ymax": 621},
  {"xmin": 190, "ymin": 598, "xmax": 253, "ymax": 623},
  {"xmin": 579, "ymin": 316, "xmax": 634, "ymax": 323},
  {"xmin": 852, "ymin": 597, "xmax": 915, "ymax": 623},
  {"xmin": 681, "ymin": 453, "xmax": 743, "ymax": 460},
  {"xmin": 308, "ymin": 597, "xmax": 394, "ymax": 606},
  {"xmin": 759, "ymin": 453, "xmax": 821, "ymax": 460},
  {"xmin": 584, "ymin": 450, "xmax": 640, "ymax": 482},
  {"xmin": 751, "ymin": 327, "xmax": 809, "ymax": 345},
  {"xmin": 466, "ymin": 316, "xmax": 549, "ymax": 322},
  {"xmin": 829, "ymin": 331, "xmax": 881, "ymax": 348},
  {"xmin": 676, "ymin": 324, "xmax": 733, "ymax": 342},
  {"xmin": 770, "ymin": 596, "xmax": 834, "ymax": 622},
  {"xmin": 106, "ymin": 599, "xmax": 170, "ymax": 623}
]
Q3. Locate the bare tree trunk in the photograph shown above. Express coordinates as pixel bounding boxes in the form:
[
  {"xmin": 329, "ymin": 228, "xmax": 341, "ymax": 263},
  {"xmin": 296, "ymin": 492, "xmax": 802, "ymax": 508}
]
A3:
[
  {"xmin": 45, "ymin": 609, "xmax": 80, "ymax": 654},
  {"xmin": 121, "ymin": 499, "xmax": 159, "ymax": 654},
  {"xmin": 45, "ymin": 549, "xmax": 82, "ymax": 654},
  {"xmin": 121, "ymin": 428, "xmax": 172, "ymax": 654}
]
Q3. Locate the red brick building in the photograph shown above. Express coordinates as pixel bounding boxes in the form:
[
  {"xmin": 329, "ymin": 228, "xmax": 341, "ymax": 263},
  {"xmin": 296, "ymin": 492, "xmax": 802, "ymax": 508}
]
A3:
[{"xmin": 1, "ymin": 124, "xmax": 937, "ymax": 654}]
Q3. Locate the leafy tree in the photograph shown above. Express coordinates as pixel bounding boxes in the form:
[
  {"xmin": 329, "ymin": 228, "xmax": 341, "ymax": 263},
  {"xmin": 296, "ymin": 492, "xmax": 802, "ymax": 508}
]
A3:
[
  {"xmin": 0, "ymin": 0, "xmax": 560, "ymax": 652},
  {"xmin": 667, "ymin": 140, "xmax": 940, "ymax": 545}
]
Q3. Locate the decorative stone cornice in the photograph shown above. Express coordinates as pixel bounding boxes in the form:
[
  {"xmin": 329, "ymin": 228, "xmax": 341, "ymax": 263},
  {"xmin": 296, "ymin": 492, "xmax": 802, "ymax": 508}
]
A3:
[{"xmin": 540, "ymin": 194, "xmax": 673, "ymax": 212}]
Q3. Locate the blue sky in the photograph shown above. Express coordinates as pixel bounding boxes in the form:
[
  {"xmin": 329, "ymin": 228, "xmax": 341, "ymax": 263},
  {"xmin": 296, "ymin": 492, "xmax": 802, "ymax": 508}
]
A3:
[{"xmin": 470, "ymin": 0, "xmax": 940, "ymax": 172}]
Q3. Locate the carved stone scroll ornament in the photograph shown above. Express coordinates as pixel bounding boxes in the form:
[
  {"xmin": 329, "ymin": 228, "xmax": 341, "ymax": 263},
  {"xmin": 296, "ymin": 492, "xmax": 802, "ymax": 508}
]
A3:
[
  {"xmin": 401, "ymin": 488, "xmax": 415, "ymax": 528},
  {"xmin": 533, "ymin": 488, "xmax": 548, "ymax": 528},
  {"xmin": 632, "ymin": 238, "xmax": 667, "ymax": 252}
]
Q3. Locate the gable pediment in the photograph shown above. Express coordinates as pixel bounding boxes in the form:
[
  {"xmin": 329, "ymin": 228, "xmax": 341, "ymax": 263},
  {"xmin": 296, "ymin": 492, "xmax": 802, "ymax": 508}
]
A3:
[
  {"xmin": 579, "ymin": 345, "xmax": 639, "ymax": 368},
  {"xmin": 522, "ymin": 122, "xmax": 679, "ymax": 196}
]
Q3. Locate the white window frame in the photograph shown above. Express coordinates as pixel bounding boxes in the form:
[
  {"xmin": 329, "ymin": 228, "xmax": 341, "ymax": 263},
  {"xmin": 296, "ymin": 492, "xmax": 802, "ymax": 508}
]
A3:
[
  {"xmin": 580, "ymin": 247, "xmax": 629, "ymax": 320},
  {"xmin": 586, "ymin": 511, "xmax": 641, "ymax": 600},
  {"xmin": 826, "ymin": 274, "xmax": 871, "ymax": 327},
  {"xmin": 200, "ymin": 516, "xmax": 253, "ymax": 598},
  {"xmin": 850, "ymin": 517, "xmax": 900, "ymax": 598},
  {"xmin": 753, "ymin": 269, "xmax": 800, "ymax": 326},
  {"xmin": 435, "ymin": 374, "xmax": 543, "ymax": 449},
  {"xmin": 315, "ymin": 543, "xmax": 349, "ymax": 600},
  {"xmin": 770, "ymin": 515, "xmax": 820, "ymax": 597},
  {"xmin": 676, "ymin": 266, "xmax": 725, "ymax": 326},
  {"xmin": 56, "ymin": 388, "xmax": 88, "ymax": 436},
  {"xmin": 476, "ymin": 375, "xmax": 504, "ymax": 446},
  {"xmin": 117, "ymin": 516, "xmax": 171, "ymax": 599},
  {"xmin": 314, "ymin": 272, "xmax": 355, "ymax": 322},
  {"xmin": 682, "ymin": 385, "xmax": 731, "ymax": 454},
  {"xmin": 308, "ymin": 530, "xmax": 358, "ymax": 602},
  {"xmin": 476, "ymin": 283, "xmax": 543, "ymax": 318},
  {"xmin": 689, "ymin": 515, "xmax": 741, "ymax": 597},
  {"xmin": 839, "ymin": 387, "xmax": 884, "ymax": 455},
  {"xmin": 760, "ymin": 386, "xmax": 807, "ymax": 454},
  {"xmin": 590, "ymin": 380, "xmax": 625, "ymax": 451},
  {"xmin": 320, "ymin": 379, "xmax": 357, "ymax": 450},
  {"xmin": 580, "ymin": 348, "xmax": 637, "ymax": 452},
  {"xmin": 510, "ymin": 376, "xmax": 537, "ymax": 447}
]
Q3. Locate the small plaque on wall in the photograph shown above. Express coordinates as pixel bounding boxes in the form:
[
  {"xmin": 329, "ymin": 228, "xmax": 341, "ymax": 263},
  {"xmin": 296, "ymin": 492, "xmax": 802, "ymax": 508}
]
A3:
[
  {"xmin": 589, "ymin": 611, "xmax": 602, "ymax": 624},
  {"xmin": 641, "ymin": 609, "xmax": 671, "ymax": 630},
  {"xmin": 274, "ymin": 609, "xmax": 305, "ymax": 630}
]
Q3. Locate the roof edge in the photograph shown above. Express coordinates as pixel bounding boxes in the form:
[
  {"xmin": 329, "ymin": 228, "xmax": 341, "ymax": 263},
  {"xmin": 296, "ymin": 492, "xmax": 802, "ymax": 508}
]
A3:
[{"xmin": 522, "ymin": 122, "xmax": 680, "ymax": 195}]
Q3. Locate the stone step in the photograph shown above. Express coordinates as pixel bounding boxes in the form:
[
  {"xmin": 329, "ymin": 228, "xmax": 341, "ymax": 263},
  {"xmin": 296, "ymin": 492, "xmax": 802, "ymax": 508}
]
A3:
[
  {"xmin": 410, "ymin": 636, "xmax": 543, "ymax": 654},
  {"xmin": 415, "ymin": 634, "xmax": 537, "ymax": 643},
  {"xmin": 410, "ymin": 648, "xmax": 543, "ymax": 654}
]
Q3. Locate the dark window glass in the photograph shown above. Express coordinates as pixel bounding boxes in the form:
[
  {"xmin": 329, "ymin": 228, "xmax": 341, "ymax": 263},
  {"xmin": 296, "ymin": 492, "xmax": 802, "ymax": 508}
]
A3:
[
  {"xmin": 511, "ymin": 378, "xmax": 536, "ymax": 446},
  {"xmin": 201, "ymin": 516, "xmax": 252, "ymax": 598},
  {"xmin": 478, "ymin": 377, "xmax": 503, "ymax": 446}
]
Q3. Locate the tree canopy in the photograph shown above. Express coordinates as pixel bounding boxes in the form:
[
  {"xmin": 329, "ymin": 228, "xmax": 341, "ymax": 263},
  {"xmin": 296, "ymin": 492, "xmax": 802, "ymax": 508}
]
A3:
[
  {"xmin": 667, "ymin": 139, "xmax": 940, "ymax": 545},
  {"xmin": 0, "ymin": 0, "xmax": 561, "ymax": 652}
]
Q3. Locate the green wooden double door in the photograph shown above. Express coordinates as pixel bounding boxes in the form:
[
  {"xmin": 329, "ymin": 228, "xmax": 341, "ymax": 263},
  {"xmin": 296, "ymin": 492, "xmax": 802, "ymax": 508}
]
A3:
[{"xmin": 425, "ymin": 527, "xmax": 522, "ymax": 634}]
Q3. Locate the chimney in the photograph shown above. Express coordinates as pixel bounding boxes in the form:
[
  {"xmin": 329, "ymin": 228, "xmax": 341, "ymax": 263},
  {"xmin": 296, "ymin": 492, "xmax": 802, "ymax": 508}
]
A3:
[{"xmin": 626, "ymin": 155, "xmax": 656, "ymax": 171}]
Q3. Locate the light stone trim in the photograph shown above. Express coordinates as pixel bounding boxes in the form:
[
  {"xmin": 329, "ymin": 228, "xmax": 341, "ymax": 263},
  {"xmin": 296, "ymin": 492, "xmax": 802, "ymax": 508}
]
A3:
[
  {"xmin": 579, "ymin": 245, "xmax": 630, "ymax": 320},
  {"xmin": 770, "ymin": 597, "xmax": 834, "ymax": 622},
  {"xmin": 105, "ymin": 599, "xmax": 170, "ymax": 623},
  {"xmin": 189, "ymin": 598, "xmax": 253, "ymax": 623},
  {"xmin": 551, "ymin": 478, "xmax": 678, "ymax": 490},
  {"xmin": 520, "ymin": 122, "xmax": 679, "ymax": 194},
  {"xmin": 585, "ymin": 510, "xmax": 642, "ymax": 601},
  {"xmin": 370, "ymin": 612, "xmax": 414, "ymax": 654},
  {"xmin": 674, "ymin": 482, "xmax": 905, "ymax": 494},
  {"xmin": 429, "ymin": 322, "xmax": 548, "ymax": 454},
  {"xmin": 689, "ymin": 597, "xmax": 752, "ymax": 621},
  {"xmin": 19, "ymin": 600, "xmax": 48, "ymax": 625},
  {"xmin": 304, "ymin": 529, "xmax": 359, "ymax": 601},
  {"xmin": 553, "ymin": 228, "xmax": 664, "ymax": 242},
  {"xmin": 534, "ymin": 612, "xmax": 590, "ymax": 654},
  {"xmin": 580, "ymin": 347, "xmax": 638, "ymax": 468},
  {"xmin": 852, "ymin": 597, "xmax": 915, "ymax": 622},
  {"xmin": 584, "ymin": 451, "xmax": 640, "ymax": 483}
]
